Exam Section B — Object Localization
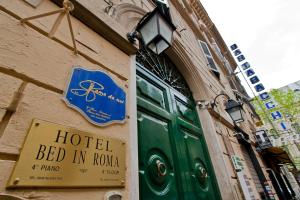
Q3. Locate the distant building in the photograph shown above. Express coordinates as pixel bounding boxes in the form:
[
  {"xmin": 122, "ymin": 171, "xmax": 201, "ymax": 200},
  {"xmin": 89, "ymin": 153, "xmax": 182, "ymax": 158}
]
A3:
[
  {"xmin": 279, "ymin": 80, "xmax": 300, "ymax": 93},
  {"xmin": 278, "ymin": 80, "xmax": 300, "ymax": 135}
]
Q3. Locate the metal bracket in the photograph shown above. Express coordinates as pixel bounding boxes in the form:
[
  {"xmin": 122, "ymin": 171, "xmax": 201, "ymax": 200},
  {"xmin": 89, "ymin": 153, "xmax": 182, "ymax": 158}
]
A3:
[
  {"xmin": 196, "ymin": 100, "xmax": 210, "ymax": 109},
  {"xmin": 20, "ymin": 0, "xmax": 78, "ymax": 54}
]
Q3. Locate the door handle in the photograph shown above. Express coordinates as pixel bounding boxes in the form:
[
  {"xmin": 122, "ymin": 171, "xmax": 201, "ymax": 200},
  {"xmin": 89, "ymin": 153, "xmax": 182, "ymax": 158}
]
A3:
[
  {"xmin": 156, "ymin": 160, "xmax": 167, "ymax": 177},
  {"xmin": 198, "ymin": 166, "xmax": 208, "ymax": 181},
  {"xmin": 199, "ymin": 167, "xmax": 208, "ymax": 179}
]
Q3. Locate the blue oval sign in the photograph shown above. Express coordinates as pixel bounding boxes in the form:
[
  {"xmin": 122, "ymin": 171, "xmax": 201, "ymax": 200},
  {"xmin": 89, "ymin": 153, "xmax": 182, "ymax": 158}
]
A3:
[{"xmin": 63, "ymin": 67, "xmax": 126, "ymax": 126}]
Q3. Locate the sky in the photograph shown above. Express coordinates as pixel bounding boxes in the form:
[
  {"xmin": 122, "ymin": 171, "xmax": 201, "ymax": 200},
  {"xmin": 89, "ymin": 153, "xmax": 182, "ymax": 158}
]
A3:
[{"xmin": 201, "ymin": 0, "xmax": 300, "ymax": 97}]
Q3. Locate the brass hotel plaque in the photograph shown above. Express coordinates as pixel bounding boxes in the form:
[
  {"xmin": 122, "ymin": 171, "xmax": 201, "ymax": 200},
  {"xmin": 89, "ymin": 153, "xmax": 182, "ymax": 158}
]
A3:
[{"xmin": 7, "ymin": 119, "xmax": 126, "ymax": 188}]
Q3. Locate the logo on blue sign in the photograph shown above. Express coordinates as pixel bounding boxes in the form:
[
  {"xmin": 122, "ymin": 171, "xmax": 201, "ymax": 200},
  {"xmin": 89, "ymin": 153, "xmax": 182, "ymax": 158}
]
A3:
[{"xmin": 63, "ymin": 67, "xmax": 126, "ymax": 126}]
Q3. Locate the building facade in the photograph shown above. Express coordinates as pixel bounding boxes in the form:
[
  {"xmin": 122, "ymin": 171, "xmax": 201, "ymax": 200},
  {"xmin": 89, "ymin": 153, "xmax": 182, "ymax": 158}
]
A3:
[{"xmin": 0, "ymin": 0, "xmax": 277, "ymax": 199}]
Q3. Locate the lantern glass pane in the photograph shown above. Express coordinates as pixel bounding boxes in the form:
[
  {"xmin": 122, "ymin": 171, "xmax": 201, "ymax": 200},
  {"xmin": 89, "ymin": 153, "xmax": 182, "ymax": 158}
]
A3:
[
  {"xmin": 148, "ymin": 42, "xmax": 157, "ymax": 54},
  {"xmin": 158, "ymin": 14, "xmax": 173, "ymax": 44},
  {"xmin": 228, "ymin": 107, "xmax": 243, "ymax": 123},
  {"xmin": 139, "ymin": 14, "xmax": 158, "ymax": 45},
  {"xmin": 148, "ymin": 39, "xmax": 169, "ymax": 55},
  {"xmin": 157, "ymin": 39, "xmax": 169, "ymax": 54}
]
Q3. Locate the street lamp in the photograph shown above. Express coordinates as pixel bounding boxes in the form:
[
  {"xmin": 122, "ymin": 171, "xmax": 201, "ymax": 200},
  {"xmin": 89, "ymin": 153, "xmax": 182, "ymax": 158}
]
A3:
[
  {"xmin": 225, "ymin": 99, "xmax": 244, "ymax": 123},
  {"xmin": 211, "ymin": 93, "xmax": 244, "ymax": 123},
  {"xmin": 127, "ymin": 7, "xmax": 176, "ymax": 55}
]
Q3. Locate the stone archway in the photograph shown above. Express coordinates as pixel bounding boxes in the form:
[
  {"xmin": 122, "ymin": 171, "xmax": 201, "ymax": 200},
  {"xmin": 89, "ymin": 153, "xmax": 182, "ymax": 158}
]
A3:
[
  {"xmin": 112, "ymin": 3, "xmax": 148, "ymax": 32},
  {"xmin": 112, "ymin": 2, "xmax": 209, "ymax": 102},
  {"xmin": 166, "ymin": 38, "xmax": 210, "ymax": 101},
  {"xmin": 112, "ymin": 1, "xmax": 210, "ymax": 102}
]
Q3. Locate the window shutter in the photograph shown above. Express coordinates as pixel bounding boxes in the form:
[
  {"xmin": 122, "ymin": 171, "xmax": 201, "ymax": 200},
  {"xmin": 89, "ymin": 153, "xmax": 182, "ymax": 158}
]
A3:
[
  {"xmin": 200, "ymin": 41, "xmax": 211, "ymax": 56},
  {"xmin": 206, "ymin": 57, "xmax": 218, "ymax": 71},
  {"xmin": 198, "ymin": 40, "xmax": 219, "ymax": 74}
]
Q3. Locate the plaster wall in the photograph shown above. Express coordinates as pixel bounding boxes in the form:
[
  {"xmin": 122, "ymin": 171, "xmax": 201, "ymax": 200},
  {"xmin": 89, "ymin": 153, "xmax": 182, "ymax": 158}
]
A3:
[
  {"xmin": 0, "ymin": 1, "xmax": 132, "ymax": 199},
  {"xmin": 215, "ymin": 117, "xmax": 279, "ymax": 200}
]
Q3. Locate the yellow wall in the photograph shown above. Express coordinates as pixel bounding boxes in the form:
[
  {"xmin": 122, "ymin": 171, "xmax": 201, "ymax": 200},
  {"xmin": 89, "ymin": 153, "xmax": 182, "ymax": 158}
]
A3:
[{"xmin": 0, "ymin": 0, "xmax": 132, "ymax": 199}]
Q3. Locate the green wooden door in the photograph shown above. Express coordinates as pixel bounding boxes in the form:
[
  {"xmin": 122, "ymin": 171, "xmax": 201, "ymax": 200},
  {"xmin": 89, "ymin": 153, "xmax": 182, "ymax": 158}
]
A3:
[{"xmin": 137, "ymin": 54, "xmax": 221, "ymax": 200}]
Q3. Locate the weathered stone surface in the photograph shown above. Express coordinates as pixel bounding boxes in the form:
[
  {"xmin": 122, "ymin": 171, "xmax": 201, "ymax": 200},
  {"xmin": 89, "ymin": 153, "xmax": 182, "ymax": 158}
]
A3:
[
  {"xmin": 0, "ymin": 0, "xmax": 130, "ymax": 78},
  {"xmin": 0, "ymin": 10, "xmax": 129, "ymax": 93},
  {"xmin": 197, "ymin": 108, "xmax": 236, "ymax": 200},
  {"xmin": 223, "ymin": 154, "xmax": 236, "ymax": 178},
  {"xmin": 0, "ymin": 73, "xmax": 22, "ymax": 109},
  {"xmin": 0, "ymin": 83, "xmax": 129, "ymax": 154},
  {"xmin": 0, "ymin": 83, "xmax": 129, "ymax": 199},
  {"xmin": 0, "ymin": 108, "xmax": 6, "ymax": 122},
  {"xmin": 217, "ymin": 133, "xmax": 228, "ymax": 154},
  {"xmin": 0, "ymin": 160, "xmax": 15, "ymax": 191},
  {"xmin": 231, "ymin": 142, "xmax": 243, "ymax": 158},
  {"xmin": 0, "ymin": 2, "xmax": 131, "ymax": 198}
]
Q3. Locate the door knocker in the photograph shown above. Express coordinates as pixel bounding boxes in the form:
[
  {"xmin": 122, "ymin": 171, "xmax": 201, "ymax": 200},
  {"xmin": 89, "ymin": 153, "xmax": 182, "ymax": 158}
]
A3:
[{"xmin": 156, "ymin": 160, "xmax": 167, "ymax": 177}]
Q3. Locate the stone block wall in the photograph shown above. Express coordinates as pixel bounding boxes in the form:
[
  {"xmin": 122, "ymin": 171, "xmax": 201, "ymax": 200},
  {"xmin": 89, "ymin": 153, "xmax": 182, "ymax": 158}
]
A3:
[{"xmin": 0, "ymin": 1, "xmax": 132, "ymax": 199}]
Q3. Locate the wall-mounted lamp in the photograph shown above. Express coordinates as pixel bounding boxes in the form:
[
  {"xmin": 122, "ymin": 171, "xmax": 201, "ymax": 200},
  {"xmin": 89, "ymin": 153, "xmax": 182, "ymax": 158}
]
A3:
[
  {"xmin": 127, "ymin": 6, "xmax": 176, "ymax": 55},
  {"xmin": 211, "ymin": 93, "xmax": 244, "ymax": 124}
]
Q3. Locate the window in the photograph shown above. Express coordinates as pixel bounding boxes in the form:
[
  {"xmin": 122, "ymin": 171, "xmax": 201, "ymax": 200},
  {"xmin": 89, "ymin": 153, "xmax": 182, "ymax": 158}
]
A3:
[{"xmin": 198, "ymin": 40, "xmax": 220, "ymax": 78}]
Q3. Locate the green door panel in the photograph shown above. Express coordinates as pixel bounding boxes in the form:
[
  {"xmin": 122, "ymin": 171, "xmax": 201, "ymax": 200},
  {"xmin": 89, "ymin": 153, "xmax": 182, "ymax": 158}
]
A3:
[
  {"xmin": 176, "ymin": 117, "xmax": 201, "ymax": 133},
  {"xmin": 138, "ymin": 111, "xmax": 178, "ymax": 200},
  {"xmin": 137, "ymin": 64, "xmax": 221, "ymax": 200},
  {"xmin": 137, "ymin": 76, "xmax": 166, "ymax": 109},
  {"xmin": 172, "ymin": 90, "xmax": 220, "ymax": 200},
  {"xmin": 137, "ymin": 70, "xmax": 172, "ymax": 120},
  {"xmin": 137, "ymin": 97, "xmax": 172, "ymax": 121},
  {"xmin": 176, "ymin": 99, "xmax": 199, "ymax": 124},
  {"xmin": 181, "ymin": 129, "xmax": 218, "ymax": 200}
]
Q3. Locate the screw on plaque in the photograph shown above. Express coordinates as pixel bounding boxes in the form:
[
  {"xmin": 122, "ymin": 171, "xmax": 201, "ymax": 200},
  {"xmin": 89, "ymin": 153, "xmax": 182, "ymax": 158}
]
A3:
[
  {"xmin": 35, "ymin": 122, "xmax": 40, "ymax": 126},
  {"xmin": 13, "ymin": 178, "xmax": 20, "ymax": 185}
]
